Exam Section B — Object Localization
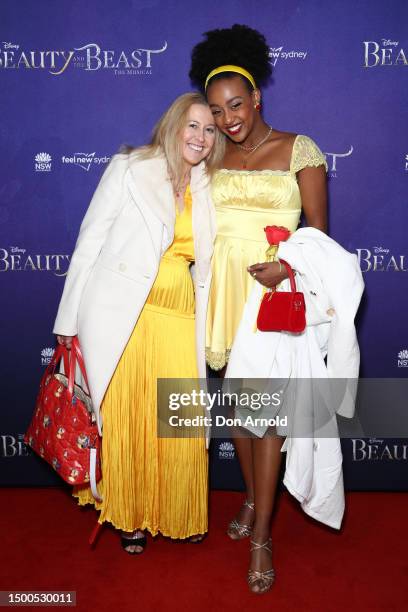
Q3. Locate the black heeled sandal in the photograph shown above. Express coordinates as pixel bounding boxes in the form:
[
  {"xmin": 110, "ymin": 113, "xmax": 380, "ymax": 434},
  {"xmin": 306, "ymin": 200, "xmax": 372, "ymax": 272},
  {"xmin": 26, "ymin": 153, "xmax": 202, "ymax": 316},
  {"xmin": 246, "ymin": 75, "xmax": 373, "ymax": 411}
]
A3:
[
  {"xmin": 120, "ymin": 530, "xmax": 147, "ymax": 555},
  {"xmin": 188, "ymin": 533, "xmax": 206, "ymax": 543}
]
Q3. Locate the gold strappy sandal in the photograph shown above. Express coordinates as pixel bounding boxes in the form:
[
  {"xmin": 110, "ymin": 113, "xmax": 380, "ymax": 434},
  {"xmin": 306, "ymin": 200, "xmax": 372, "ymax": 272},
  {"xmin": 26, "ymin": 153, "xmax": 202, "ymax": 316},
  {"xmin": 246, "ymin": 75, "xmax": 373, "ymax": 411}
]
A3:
[
  {"xmin": 227, "ymin": 499, "xmax": 255, "ymax": 540},
  {"xmin": 247, "ymin": 538, "xmax": 275, "ymax": 594}
]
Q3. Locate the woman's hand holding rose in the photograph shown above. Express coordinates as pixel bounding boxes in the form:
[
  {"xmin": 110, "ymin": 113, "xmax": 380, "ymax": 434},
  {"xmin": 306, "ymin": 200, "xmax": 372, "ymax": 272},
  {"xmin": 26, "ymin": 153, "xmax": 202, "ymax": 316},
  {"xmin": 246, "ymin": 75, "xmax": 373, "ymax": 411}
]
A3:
[{"xmin": 247, "ymin": 261, "xmax": 288, "ymax": 289}]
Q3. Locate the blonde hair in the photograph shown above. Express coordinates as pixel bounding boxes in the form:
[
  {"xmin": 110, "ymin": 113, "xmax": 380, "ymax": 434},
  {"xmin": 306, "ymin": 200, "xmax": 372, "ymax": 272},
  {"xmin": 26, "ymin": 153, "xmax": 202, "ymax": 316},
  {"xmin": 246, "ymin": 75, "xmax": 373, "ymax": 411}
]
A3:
[{"xmin": 125, "ymin": 92, "xmax": 225, "ymax": 188}]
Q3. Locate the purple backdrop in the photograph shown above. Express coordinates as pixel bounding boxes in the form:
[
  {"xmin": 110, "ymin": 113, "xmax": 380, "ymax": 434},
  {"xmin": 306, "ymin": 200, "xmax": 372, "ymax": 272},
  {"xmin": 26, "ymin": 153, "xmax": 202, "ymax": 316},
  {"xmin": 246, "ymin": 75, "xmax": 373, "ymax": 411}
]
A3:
[{"xmin": 1, "ymin": 0, "xmax": 407, "ymax": 489}]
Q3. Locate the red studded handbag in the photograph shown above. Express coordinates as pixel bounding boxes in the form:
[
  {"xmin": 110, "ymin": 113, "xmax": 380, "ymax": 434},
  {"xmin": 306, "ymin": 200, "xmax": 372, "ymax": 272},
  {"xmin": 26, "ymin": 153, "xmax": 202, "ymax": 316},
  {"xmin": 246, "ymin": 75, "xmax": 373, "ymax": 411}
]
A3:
[
  {"xmin": 24, "ymin": 337, "xmax": 101, "ymax": 490},
  {"xmin": 257, "ymin": 259, "xmax": 306, "ymax": 333}
]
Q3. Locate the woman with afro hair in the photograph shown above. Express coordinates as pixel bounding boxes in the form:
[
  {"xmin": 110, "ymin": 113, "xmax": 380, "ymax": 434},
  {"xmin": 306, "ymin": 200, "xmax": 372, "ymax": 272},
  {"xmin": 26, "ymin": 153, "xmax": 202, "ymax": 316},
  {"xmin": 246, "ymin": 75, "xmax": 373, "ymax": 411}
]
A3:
[{"xmin": 190, "ymin": 24, "xmax": 328, "ymax": 594}]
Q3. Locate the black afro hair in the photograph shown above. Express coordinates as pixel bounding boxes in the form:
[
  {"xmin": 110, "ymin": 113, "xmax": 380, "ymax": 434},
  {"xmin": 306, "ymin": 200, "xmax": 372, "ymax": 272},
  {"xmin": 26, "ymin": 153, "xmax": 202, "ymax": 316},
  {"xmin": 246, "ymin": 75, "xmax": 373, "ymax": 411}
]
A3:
[{"xmin": 189, "ymin": 24, "xmax": 272, "ymax": 91}]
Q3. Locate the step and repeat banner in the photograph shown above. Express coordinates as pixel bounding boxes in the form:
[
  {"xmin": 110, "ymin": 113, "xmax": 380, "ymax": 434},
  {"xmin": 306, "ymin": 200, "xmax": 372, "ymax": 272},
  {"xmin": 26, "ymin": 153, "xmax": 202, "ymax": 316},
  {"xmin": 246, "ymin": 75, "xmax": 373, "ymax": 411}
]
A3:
[{"xmin": 1, "ymin": 0, "xmax": 407, "ymax": 490}]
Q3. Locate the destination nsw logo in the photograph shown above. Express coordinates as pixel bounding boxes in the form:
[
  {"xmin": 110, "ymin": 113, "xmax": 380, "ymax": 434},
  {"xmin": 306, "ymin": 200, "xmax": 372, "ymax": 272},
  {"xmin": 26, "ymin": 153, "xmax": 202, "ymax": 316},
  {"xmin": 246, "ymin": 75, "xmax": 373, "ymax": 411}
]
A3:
[
  {"xmin": 34, "ymin": 152, "xmax": 52, "ymax": 172},
  {"xmin": 218, "ymin": 441, "xmax": 235, "ymax": 460},
  {"xmin": 398, "ymin": 349, "xmax": 408, "ymax": 368},
  {"xmin": 0, "ymin": 41, "xmax": 167, "ymax": 75},
  {"xmin": 41, "ymin": 347, "xmax": 55, "ymax": 366}
]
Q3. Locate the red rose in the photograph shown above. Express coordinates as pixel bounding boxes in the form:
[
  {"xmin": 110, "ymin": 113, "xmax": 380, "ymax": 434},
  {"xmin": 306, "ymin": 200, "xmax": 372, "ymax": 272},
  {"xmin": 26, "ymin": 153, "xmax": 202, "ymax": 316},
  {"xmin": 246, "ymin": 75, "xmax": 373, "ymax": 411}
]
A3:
[{"xmin": 264, "ymin": 225, "xmax": 290, "ymax": 245}]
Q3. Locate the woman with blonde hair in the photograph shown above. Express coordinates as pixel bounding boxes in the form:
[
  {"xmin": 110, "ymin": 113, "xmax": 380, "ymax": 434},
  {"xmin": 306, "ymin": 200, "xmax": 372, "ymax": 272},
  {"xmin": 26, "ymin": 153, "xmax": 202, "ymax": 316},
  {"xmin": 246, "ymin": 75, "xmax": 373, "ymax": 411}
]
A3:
[{"xmin": 53, "ymin": 92, "xmax": 224, "ymax": 552}]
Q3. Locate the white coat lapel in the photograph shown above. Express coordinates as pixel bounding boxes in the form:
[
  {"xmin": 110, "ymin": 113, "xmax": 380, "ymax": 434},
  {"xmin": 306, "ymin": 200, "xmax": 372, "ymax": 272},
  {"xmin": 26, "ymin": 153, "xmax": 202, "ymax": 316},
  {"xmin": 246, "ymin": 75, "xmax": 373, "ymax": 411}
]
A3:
[
  {"xmin": 127, "ymin": 155, "xmax": 215, "ymax": 279},
  {"xmin": 191, "ymin": 162, "xmax": 216, "ymax": 284},
  {"xmin": 127, "ymin": 153, "xmax": 175, "ymax": 254}
]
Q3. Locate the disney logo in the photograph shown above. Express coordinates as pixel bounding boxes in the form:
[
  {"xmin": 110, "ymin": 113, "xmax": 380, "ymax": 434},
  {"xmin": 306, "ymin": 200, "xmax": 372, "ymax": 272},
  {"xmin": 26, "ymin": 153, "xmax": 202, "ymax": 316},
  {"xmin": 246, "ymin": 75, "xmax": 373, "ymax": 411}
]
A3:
[
  {"xmin": 381, "ymin": 39, "xmax": 399, "ymax": 47},
  {"xmin": 368, "ymin": 438, "xmax": 383, "ymax": 444},
  {"xmin": 2, "ymin": 42, "xmax": 19, "ymax": 50},
  {"xmin": 373, "ymin": 246, "xmax": 389, "ymax": 254},
  {"xmin": 10, "ymin": 246, "xmax": 26, "ymax": 254}
]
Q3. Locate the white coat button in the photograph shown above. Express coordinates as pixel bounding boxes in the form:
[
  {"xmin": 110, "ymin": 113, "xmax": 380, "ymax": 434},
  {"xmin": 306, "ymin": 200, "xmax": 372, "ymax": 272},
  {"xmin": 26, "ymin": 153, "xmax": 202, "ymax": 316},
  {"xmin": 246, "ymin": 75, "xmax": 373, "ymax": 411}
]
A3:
[{"xmin": 119, "ymin": 263, "xmax": 127, "ymax": 272}]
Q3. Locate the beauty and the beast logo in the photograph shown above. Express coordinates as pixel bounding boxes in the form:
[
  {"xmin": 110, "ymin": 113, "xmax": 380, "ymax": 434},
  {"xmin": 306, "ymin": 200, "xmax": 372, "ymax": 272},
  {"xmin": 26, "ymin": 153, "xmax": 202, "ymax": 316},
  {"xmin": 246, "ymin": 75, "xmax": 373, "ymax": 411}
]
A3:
[
  {"xmin": 356, "ymin": 247, "xmax": 407, "ymax": 272},
  {"xmin": 0, "ymin": 434, "xmax": 31, "ymax": 458},
  {"xmin": 324, "ymin": 146, "xmax": 353, "ymax": 178},
  {"xmin": 0, "ymin": 41, "xmax": 168, "ymax": 75},
  {"xmin": 0, "ymin": 247, "xmax": 70, "ymax": 276},
  {"xmin": 363, "ymin": 39, "xmax": 408, "ymax": 67},
  {"xmin": 352, "ymin": 439, "xmax": 408, "ymax": 461}
]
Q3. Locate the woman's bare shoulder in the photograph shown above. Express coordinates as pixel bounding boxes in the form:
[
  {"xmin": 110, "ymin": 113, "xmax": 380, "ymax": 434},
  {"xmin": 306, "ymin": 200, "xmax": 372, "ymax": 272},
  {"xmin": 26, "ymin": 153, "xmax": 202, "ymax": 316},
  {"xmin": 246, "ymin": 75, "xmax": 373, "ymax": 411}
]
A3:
[{"xmin": 270, "ymin": 129, "xmax": 298, "ymax": 148}]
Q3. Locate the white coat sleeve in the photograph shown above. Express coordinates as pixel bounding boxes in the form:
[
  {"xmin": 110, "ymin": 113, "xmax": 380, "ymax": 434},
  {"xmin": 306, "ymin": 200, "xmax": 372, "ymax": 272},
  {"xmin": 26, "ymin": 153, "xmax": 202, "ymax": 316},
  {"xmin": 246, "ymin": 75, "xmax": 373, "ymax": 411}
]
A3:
[{"xmin": 53, "ymin": 154, "xmax": 128, "ymax": 336}]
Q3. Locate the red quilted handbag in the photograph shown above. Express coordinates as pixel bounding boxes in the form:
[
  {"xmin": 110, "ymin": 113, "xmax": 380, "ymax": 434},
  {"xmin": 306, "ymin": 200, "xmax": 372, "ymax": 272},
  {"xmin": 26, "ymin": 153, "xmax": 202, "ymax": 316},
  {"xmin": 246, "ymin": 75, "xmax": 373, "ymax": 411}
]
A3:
[
  {"xmin": 257, "ymin": 259, "xmax": 306, "ymax": 333},
  {"xmin": 24, "ymin": 337, "xmax": 101, "ymax": 493}
]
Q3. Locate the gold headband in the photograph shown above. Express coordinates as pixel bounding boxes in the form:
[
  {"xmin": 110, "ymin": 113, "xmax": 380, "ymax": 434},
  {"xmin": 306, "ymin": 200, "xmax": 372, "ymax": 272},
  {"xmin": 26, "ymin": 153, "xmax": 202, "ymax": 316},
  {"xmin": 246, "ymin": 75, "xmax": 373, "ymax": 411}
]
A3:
[{"xmin": 205, "ymin": 65, "xmax": 256, "ymax": 90}]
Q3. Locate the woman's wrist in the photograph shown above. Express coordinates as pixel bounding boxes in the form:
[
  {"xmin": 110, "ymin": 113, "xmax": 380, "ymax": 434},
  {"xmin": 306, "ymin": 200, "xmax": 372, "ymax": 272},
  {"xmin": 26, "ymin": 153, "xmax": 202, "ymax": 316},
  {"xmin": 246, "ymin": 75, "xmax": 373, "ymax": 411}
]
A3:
[{"xmin": 277, "ymin": 260, "xmax": 289, "ymax": 279}]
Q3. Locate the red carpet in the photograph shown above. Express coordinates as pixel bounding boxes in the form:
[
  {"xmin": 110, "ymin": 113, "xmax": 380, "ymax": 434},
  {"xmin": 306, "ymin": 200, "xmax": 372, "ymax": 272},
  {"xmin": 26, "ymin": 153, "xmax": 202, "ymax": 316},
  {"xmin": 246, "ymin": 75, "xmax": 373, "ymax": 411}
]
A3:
[{"xmin": 1, "ymin": 488, "xmax": 407, "ymax": 611}]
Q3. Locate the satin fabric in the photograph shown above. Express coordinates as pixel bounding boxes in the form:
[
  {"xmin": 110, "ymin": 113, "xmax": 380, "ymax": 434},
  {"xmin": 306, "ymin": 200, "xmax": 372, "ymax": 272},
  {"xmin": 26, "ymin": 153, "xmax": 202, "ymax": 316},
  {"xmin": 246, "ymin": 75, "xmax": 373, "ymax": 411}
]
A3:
[{"xmin": 206, "ymin": 134, "xmax": 327, "ymax": 370}]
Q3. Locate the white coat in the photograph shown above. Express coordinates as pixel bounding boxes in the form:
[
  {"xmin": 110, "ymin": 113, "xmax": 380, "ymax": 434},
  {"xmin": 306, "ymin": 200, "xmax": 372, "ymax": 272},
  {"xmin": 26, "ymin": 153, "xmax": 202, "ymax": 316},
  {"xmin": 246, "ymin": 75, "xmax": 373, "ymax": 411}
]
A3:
[
  {"xmin": 53, "ymin": 152, "xmax": 216, "ymax": 437},
  {"xmin": 225, "ymin": 228, "xmax": 364, "ymax": 529}
]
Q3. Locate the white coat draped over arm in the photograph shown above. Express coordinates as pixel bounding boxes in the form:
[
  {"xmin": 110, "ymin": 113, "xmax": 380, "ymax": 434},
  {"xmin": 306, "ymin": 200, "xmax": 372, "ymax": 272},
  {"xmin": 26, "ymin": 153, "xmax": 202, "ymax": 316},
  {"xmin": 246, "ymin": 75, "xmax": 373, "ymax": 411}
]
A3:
[{"xmin": 225, "ymin": 227, "xmax": 364, "ymax": 529}]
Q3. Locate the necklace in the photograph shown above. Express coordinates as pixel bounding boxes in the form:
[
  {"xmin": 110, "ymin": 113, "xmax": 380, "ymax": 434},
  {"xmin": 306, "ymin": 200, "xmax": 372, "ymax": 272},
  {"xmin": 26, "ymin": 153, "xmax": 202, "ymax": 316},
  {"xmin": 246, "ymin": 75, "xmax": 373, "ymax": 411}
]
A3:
[
  {"xmin": 237, "ymin": 125, "xmax": 272, "ymax": 169},
  {"xmin": 173, "ymin": 174, "xmax": 190, "ymax": 215},
  {"xmin": 173, "ymin": 172, "xmax": 190, "ymax": 198}
]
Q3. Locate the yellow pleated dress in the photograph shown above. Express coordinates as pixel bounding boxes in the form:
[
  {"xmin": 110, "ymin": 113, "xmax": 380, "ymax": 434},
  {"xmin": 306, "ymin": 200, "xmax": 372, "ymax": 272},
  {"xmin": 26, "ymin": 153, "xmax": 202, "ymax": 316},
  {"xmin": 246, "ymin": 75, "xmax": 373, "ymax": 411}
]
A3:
[
  {"xmin": 73, "ymin": 186, "xmax": 208, "ymax": 538},
  {"xmin": 206, "ymin": 134, "xmax": 328, "ymax": 370}
]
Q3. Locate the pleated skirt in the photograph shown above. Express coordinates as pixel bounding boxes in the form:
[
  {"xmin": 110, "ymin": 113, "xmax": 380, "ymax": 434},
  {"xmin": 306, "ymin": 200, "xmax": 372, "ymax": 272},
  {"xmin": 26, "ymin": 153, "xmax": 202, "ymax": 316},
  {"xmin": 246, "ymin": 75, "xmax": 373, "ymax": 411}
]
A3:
[{"xmin": 73, "ymin": 256, "xmax": 208, "ymax": 538}]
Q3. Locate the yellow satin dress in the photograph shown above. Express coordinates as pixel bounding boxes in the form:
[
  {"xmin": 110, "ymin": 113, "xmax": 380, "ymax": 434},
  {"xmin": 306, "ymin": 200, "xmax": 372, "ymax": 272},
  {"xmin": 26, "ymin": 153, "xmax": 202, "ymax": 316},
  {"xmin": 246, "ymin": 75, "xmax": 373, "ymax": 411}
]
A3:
[
  {"xmin": 206, "ymin": 134, "xmax": 327, "ymax": 370},
  {"xmin": 74, "ymin": 186, "xmax": 208, "ymax": 538}
]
